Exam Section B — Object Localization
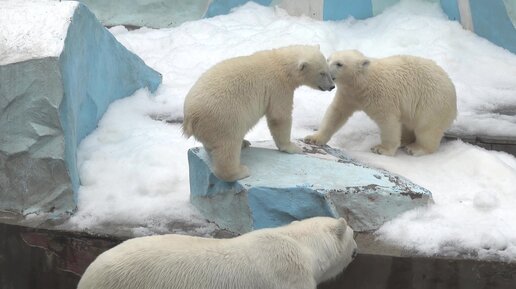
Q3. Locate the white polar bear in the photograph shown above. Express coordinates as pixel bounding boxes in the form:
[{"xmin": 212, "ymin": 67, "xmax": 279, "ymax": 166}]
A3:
[
  {"xmin": 183, "ymin": 45, "xmax": 335, "ymax": 181},
  {"xmin": 77, "ymin": 217, "xmax": 357, "ymax": 289},
  {"xmin": 305, "ymin": 50, "xmax": 457, "ymax": 156}
]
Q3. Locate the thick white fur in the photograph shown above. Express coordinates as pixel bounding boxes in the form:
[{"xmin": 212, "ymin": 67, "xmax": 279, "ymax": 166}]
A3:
[
  {"xmin": 305, "ymin": 50, "xmax": 457, "ymax": 156},
  {"xmin": 77, "ymin": 217, "xmax": 357, "ymax": 289},
  {"xmin": 183, "ymin": 45, "xmax": 334, "ymax": 181}
]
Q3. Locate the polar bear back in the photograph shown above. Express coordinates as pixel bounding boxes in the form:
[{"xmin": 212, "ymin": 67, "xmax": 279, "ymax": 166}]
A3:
[
  {"xmin": 78, "ymin": 234, "xmax": 291, "ymax": 289},
  {"xmin": 182, "ymin": 45, "xmax": 332, "ymax": 141},
  {"xmin": 184, "ymin": 53, "xmax": 278, "ymax": 134},
  {"xmin": 364, "ymin": 55, "xmax": 457, "ymax": 129},
  {"xmin": 78, "ymin": 217, "xmax": 357, "ymax": 289}
]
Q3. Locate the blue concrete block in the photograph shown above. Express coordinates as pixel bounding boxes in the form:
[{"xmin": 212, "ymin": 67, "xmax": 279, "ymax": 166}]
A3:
[
  {"xmin": 469, "ymin": 0, "xmax": 516, "ymax": 54},
  {"xmin": 189, "ymin": 142, "xmax": 432, "ymax": 233},
  {"xmin": 78, "ymin": 0, "xmax": 210, "ymax": 28},
  {"xmin": 440, "ymin": 0, "xmax": 461, "ymax": 22},
  {"xmin": 0, "ymin": 2, "xmax": 161, "ymax": 216},
  {"xmin": 323, "ymin": 0, "xmax": 373, "ymax": 21},
  {"xmin": 59, "ymin": 3, "xmax": 161, "ymax": 196},
  {"xmin": 205, "ymin": 0, "xmax": 273, "ymax": 18}
]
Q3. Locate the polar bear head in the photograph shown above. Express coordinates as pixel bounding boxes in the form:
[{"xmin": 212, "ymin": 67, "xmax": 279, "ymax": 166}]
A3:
[
  {"xmin": 293, "ymin": 45, "xmax": 335, "ymax": 92},
  {"xmin": 328, "ymin": 50, "xmax": 371, "ymax": 85},
  {"xmin": 282, "ymin": 217, "xmax": 357, "ymax": 283}
]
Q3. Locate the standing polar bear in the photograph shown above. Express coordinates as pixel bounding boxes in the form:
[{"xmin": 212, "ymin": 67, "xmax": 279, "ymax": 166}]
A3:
[
  {"xmin": 183, "ymin": 45, "xmax": 335, "ymax": 181},
  {"xmin": 305, "ymin": 50, "xmax": 457, "ymax": 156},
  {"xmin": 77, "ymin": 217, "xmax": 358, "ymax": 289}
]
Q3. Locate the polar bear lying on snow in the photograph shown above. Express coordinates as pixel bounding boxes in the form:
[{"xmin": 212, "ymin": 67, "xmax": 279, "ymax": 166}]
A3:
[
  {"xmin": 305, "ymin": 50, "xmax": 457, "ymax": 156},
  {"xmin": 77, "ymin": 217, "xmax": 357, "ymax": 289},
  {"xmin": 183, "ymin": 45, "xmax": 335, "ymax": 181}
]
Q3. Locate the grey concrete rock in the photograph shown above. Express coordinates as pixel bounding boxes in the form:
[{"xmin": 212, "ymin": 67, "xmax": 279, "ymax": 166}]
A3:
[
  {"xmin": 189, "ymin": 141, "xmax": 433, "ymax": 234},
  {"xmin": 0, "ymin": 3, "xmax": 161, "ymax": 217}
]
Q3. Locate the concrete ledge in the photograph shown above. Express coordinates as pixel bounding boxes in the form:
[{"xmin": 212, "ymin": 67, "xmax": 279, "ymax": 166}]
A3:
[
  {"xmin": 2, "ymin": 219, "xmax": 515, "ymax": 289},
  {"xmin": 445, "ymin": 133, "xmax": 516, "ymax": 156},
  {"xmin": 189, "ymin": 142, "xmax": 432, "ymax": 233}
]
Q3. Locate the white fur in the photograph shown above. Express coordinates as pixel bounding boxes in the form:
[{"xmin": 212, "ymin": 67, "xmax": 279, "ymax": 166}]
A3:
[
  {"xmin": 305, "ymin": 50, "xmax": 457, "ymax": 156},
  {"xmin": 77, "ymin": 217, "xmax": 357, "ymax": 289},
  {"xmin": 183, "ymin": 45, "xmax": 334, "ymax": 181}
]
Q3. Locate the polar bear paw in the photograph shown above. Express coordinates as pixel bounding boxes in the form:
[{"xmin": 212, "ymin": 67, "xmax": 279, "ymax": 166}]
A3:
[
  {"xmin": 304, "ymin": 134, "xmax": 327, "ymax": 146},
  {"xmin": 404, "ymin": 144, "xmax": 429, "ymax": 156},
  {"xmin": 214, "ymin": 165, "xmax": 250, "ymax": 182},
  {"xmin": 241, "ymin": 139, "xmax": 251, "ymax": 149},
  {"xmin": 279, "ymin": 142, "xmax": 303, "ymax": 154},
  {"xmin": 371, "ymin": 145, "xmax": 396, "ymax": 156}
]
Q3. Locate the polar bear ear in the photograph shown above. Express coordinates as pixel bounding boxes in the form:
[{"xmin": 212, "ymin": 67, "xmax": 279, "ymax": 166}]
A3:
[
  {"xmin": 298, "ymin": 61, "xmax": 308, "ymax": 71},
  {"xmin": 334, "ymin": 218, "xmax": 348, "ymax": 240}
]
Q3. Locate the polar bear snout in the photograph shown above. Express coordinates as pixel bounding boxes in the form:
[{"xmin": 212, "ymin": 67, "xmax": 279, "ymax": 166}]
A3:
[
  {"xmin": 352, "ymin": 248, "xmax": 358, "ymax": 259},
  {"xmin": 319, "ymin": 84, "xmax": 335, "ymax": 91},
  {"xmin": 316, "ymin": 71, "xmax": 335, "ymax": 91}
]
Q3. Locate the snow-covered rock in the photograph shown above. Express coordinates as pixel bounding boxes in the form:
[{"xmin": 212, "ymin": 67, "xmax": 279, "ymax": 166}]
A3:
[{"xmin": 0, "ymin": 1, "xmax": 161, "ymax": 216}]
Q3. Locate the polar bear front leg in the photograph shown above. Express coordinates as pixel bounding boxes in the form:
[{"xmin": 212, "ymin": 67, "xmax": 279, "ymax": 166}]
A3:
[
  {"xmin": 210, "ymin": 140, "xmax": 250, "ymax": 181},
  {"xmin": 371, "ymin": 116, "xmax": 402, "ymax": 156},
  {"xmin": 305, "ymin": 102, "xmax": 356, "ymax": 145},
  {"xmin": 267, "ymin": 115, "xmax": 302, "ymax": 154}
]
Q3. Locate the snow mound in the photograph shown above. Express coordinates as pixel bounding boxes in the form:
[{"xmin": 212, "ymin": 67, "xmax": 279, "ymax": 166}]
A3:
[{"xmin": 0, "ymin": 0, "xmax": 78, "ymax": 65}]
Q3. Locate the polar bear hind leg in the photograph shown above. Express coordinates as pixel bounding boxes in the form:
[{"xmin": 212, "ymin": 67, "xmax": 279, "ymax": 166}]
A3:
[
  {"xmin": 210, "ymin": 139, "xmax": 250, "ymax": 181},
  {"xmin": 405, "ymin": 126, "xmax": 444, "ymax": 156},
  {"xmin": 400, "ymin": 124, "xmax": 416, "ymax": 147}
]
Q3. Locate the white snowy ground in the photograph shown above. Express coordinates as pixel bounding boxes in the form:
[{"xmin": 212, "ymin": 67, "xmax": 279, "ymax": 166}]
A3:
[{"xmin": 68, "ymin": 1, "xmax": 516, "ymax": 260}]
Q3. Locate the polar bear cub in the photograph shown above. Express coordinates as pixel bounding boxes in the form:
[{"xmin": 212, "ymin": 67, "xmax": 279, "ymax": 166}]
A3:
[
  {"xmin": 305, "ymin": 50, "xmax": 457, "ymax": 156},
  {"xmin": 183, "ymin": 45, "xmax": 335, "ymax": 181},
  {"xmin": 77, "ymin": 217, "xmax": 357, "ymax": 289}
]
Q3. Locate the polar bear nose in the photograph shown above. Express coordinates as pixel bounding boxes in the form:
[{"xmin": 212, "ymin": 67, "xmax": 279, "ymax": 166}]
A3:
[{"xmin": 352, "ymin": 248, "xmax": 358, "ymax": 259}]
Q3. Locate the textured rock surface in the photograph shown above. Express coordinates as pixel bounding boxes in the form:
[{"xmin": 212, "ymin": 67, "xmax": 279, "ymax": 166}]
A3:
[
  {"xmin": 189, "ymin": 142, "xmax": 432, "ymax": 233},
  {"xmin": 0, "ymin": 2, "xmax": 161, "ymax": 216},
  {"xmin": 78, "ymin": 0, "xmax": 210, "ymax": 28}
]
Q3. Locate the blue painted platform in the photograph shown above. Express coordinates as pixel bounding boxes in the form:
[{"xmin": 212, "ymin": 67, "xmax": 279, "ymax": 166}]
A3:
[{"xmin": 189, "ymin": 142, "xmax": 432, "ymax": 233}]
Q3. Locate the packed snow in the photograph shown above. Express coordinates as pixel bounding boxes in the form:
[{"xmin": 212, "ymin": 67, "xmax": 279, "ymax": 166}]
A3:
[
  {"xmin": 69, "ymin": 0, "xmax": 516, "ymax": 259},
  {"xmin": 0, "ymin": 0, "xmax": 78, "ymax": 65}
]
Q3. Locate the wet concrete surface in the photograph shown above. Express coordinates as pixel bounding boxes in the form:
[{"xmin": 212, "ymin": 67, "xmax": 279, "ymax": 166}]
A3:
[
  {"xmin": 2, "ymin": 221, "xmax": 515, "ymax": 289},
  {"xmin": 319, "ymin": 254, "xmax": 516, "ymax": 289},
  {"xmin": 444, "ymin": 134, "xmax": 516, "ymax": 157},
  {"xmin": 0, "ymin": 222, "xmax": 120, "ymax": 289}
]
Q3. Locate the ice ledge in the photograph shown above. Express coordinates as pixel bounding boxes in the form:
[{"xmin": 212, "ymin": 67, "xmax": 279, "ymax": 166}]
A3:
[{"xmin": 189, "ymin": 141, "xmax": 433, "ymax": 234}]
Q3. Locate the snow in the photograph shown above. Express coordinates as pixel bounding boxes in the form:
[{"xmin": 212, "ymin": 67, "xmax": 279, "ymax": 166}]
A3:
[
  {"xmin": 0, "ymin": 0, "xmax": 78, "ymax": 65},
  {"xmin": 70, "ymin": 90, "xmax": 217, "ymax": 236},
  {"xmin": 69, "ymin": 0, "xmax": 516, "ymax": 259}
]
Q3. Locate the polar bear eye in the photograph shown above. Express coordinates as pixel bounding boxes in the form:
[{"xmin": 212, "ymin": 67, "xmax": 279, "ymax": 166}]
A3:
[{"xmin": 336, "ymin": 62, "xmax": 343, "ymax": 67}]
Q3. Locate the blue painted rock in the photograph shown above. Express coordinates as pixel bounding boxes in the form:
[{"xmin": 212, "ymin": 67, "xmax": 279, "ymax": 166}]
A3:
[
  {"xmin": 189, "ymin": 141, "xmax": 432, "ymax": 233},
  {"xmin": 0, "ymin": 1, "xmax": 161, "ymax": 216}
]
